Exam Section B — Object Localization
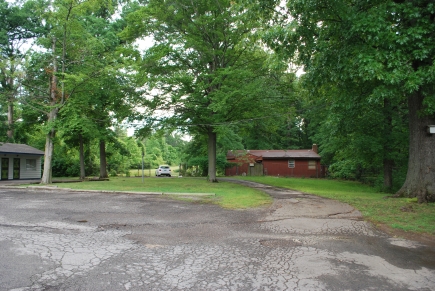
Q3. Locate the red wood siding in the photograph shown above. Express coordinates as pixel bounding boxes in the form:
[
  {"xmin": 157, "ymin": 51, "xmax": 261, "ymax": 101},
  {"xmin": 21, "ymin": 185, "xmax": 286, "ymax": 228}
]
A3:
[
  {"xmin": 263, "ymin": 160, "xmax": 321, "ymax": 177},
  {"xmin": 225, "ymin": 163, "xmax": 251, "ymax": 176},
  {"xmin": 226, "ymin": 159, "xmax": 323, "ymax": 178},
  {"xmin": 225, "ymin": 153, "xmax": 261, "ymax": 176}
]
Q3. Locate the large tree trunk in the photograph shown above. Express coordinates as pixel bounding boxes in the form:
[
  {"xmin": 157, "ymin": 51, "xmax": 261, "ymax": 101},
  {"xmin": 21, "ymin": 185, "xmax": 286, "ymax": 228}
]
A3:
[
  {"xmin": 396, "ymin": 91, "xmax": 435, "ymax": 202},
  {"xmin": 79, "ymin": 133, "xmax": 85, "ymax": 180},
  {"xmin": 41, "ymin": 38, "xmax": 58, "ymax": 185},
  {"xmin": 41, "ymin": 129, "xmax": 55, "ymax": 184},
  {"xmin": 41, "ymin": 99, "xmax": 58, "ymax": 184},
  {"xmin": 207, "ymin": 129, "xmax": 218, "ymax": 182},
  {"xmin": 99, "ymin": 140, "xmax": 108, "ymax": 178},
  {"xmin": 7, "ymin": 98, "xmax": 13, "ymax": 142},
  {"xmin": 4, "ymin": 74, "xmax": 15, "ymax": 142}
]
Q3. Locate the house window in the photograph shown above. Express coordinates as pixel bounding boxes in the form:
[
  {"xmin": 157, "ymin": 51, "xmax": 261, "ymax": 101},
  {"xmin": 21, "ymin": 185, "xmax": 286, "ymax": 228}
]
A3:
[
  {"xmin": 288, "ymin": 159, "xmax": 295, "ymax": 168},
  {"xmin": 308, "ymin": 160, "xmax": 316, "ymax": 170},
  {"xmin": 26, "ymin": 159, "xmax": 36, "ymax": 171}
]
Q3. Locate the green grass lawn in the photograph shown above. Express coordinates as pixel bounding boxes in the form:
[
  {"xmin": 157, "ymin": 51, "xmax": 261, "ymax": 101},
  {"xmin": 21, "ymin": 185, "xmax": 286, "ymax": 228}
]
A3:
[
  {"xmin": 52, "ymin": 176, "xmax": 272, "ymax": 209},
  {"xmin": 235, "ymin": 176, "xmax": 435, "ymax": 235}
]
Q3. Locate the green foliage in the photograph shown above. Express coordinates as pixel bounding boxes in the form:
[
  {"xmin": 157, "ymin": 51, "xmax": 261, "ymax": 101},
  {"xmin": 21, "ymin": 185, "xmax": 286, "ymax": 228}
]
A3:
[
  {"xmin": 236, "ymin": 80, "xmax": 314, "ymax": 150},
  {"xmin": 0, "ymin": 0, "xmax": 46, "ymax": 55},
  {"xmin": 181, "ymin": 129, "xmax": 243, "ymax": 176},
  {"xmin": 305, "ymin": 84, "xmax": 409, "ymax": 189},
  {"xmin": 5, "ymin": 0, "xmax": 431, "ymax": 201},
  {"xmin": 262, "ymin": 0, "xmax": 435, "ymax": 191},
  {"xmin": 122, "ymin": 0, "xmax": 294, "ymax": 180},
  {"xmin": 48, "ymin": 129, "xmax": 186, "ymax": 177},
  {"xmin": 52, "ymin": 146, "xmax": 81, "ymax": 177},
  {"xmin": 0, "ymin": 0, "xmax": 47, "ymax": 142},
  {"xmin": 187, "ymin": 156, "xmax": 209, "ymax": 177}
]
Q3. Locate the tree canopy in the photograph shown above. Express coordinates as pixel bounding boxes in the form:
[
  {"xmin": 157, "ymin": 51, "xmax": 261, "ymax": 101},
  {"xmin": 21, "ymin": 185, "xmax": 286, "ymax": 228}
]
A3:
[
  {"xmin": 122, "ymin": 0, "xmax": 293, "ymax": 181},
  {"xmin": 264, "ymin": 0, "xmax": 435, "ymax": 202},
  {"xmin": 1, "ymin": 0, "xmax": 434, "ymax": 203},
  {"xmin": 0, "ymin": 0, "xmax": 46, "ymax": 141}
]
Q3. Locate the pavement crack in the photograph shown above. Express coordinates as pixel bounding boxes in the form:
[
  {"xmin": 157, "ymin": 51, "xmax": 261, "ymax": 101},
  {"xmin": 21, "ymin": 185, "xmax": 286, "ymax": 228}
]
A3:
[{"xmin": 328, "ymin": 208, "xmax": 357, "ymax": 218}]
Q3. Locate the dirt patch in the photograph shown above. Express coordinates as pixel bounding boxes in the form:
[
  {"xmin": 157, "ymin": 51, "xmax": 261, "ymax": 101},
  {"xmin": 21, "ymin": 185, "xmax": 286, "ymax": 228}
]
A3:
[{"xmin": 376, "ymin": 223, "xmax": 435, "ymax": 247}]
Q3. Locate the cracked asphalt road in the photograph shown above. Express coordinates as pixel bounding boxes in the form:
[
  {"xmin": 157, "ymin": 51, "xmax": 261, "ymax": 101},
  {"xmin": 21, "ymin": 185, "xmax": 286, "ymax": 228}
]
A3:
[{"xmin": 0, "ymin": 181, "xmax": 434, "ymax": 291}]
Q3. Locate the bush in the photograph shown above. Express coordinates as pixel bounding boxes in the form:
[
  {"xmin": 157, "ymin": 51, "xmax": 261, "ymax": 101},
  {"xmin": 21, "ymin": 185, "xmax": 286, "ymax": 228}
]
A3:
[{"xmin": 52, "ymin": 156, "xmax": 79, "ymax": 177}]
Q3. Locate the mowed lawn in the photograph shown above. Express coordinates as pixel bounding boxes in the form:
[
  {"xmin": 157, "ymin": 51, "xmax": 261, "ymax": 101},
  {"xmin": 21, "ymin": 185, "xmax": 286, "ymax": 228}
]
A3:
[
  {"xmin": 235, "ymin": 176, "xmax": 435, "ymax": 236},
  {"xmin": 53, "ymin": 177, "xmax": 272, "ymax": 209}
]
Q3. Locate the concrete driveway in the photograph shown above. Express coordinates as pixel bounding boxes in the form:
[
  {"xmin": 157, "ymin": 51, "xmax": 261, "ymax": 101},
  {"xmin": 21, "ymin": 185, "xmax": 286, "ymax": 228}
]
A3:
[{"xmin": 0, "ymin": 181, "xmax": 434, "ymax": 291}]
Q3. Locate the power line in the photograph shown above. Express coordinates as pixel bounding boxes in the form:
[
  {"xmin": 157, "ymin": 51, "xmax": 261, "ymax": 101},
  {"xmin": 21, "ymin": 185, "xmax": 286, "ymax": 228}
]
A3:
[{"xmin": 127, "ymin": 111, "xmax": 296, "ymax": 128}]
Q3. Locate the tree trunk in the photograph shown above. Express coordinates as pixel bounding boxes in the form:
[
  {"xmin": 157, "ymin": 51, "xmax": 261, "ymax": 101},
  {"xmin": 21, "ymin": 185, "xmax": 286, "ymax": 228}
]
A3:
[
  {"xmin": 383, "ymin": 99, "xmax": 393, "ymax": 190},
  {"xmin": 396, "ymin": 91, "xmax": 435, "ymax": 202},
  {"xmin": 41, "ymin": 37, "xmax": 58, "ymax": 185},
  {"xmin": 207, "ymin": 128, "xmax": 218, "ymax": 182},
  {"xmin": 79, "ymin": 133, "xmax": 85, "ymax": 180},
  {"xmin": 383, "ymin": 159, "xmax": 393, "ymax": 190},
  {"xmin": 7, "ymin": 99, "xmax": 13, "ymax": 142},
  {"xmin": 85, "ymin": 142, "xmax": 92, "ymax": 176},
  {"xmin": 41, "ymin": 129, "xmax": 55, "ymax": 184},
  {"xmin": 207, "ymin": 127, "xmax": 217, "ymax": 182},
  {"xmin": 4, "ymin": 73, "xmax": 15, "ymax": 142},
  {"xmin": 99, "ymin": 140, "xmax": 108, "ymax": 178}
]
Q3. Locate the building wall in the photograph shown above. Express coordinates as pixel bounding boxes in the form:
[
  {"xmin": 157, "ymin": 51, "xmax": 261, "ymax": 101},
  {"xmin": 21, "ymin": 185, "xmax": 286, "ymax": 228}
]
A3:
[
  {"xmin": 226, "ymin": 163, "xmax": 248, "ymax": 176},
  {"xmin": 0, "ymin": 155, "xmax": 42, "ymax": 180},
  {"xmin": 225, "ymin": 162, "xmax": 263, "ymax": 176},
  {"xmin": 225, "ymin": 153, "xmax": 261, "ymax": 176},
  {"xmin": 226, "ymin": 159, "xmax": 323, "ymax": 178},
  {"xmin": 20, "ymin": 156, "xmax": 42, "ymax": 179},
  {"xmin": 263, "ymin": 159, "xmax": 321, "ymax": 178}
]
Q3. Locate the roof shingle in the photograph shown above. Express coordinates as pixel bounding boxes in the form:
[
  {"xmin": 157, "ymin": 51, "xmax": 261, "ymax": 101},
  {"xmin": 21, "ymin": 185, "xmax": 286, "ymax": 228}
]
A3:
[
  {"xmin": 227, "ymin": 149, "xmax": 320, "ymax": 160},
  {"xmin": 0, "ymin": 143, "xmax": 44, "ymax": 156}
]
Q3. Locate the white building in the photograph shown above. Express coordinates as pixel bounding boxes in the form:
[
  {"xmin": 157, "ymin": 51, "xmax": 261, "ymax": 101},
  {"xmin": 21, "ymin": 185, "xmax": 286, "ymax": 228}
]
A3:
[{"xmin": 0, "ymin": 143, "xmax": 44, "ymax": 180}]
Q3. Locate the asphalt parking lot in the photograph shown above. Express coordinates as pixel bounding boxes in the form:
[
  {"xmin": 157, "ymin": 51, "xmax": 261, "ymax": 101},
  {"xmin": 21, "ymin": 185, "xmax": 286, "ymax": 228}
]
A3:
[{"xmin": 0, "ymin": 182, "xmax": 434, "ymax": 291}]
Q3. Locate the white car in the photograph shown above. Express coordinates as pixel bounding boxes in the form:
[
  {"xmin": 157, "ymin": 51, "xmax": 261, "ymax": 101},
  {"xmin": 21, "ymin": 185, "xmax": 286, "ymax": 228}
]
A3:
[{"xmin": 155, "ymin": 165, "xmax": 171, "ymax": 177}]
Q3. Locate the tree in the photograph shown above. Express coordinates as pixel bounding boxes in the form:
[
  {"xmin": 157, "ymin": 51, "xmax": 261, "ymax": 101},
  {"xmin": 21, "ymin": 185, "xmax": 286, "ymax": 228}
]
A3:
[
  {"xmin": 238, "ymin": 80, "xmax": 312, "ymax": 151},
  {"xmin": 58, "ymin": 94, "xmax": 98, "ymax": 180},
  {"xmin": 269, "ymin": 0, "xmax": 435, "ymax": 202},
  {"xmin": 182, "ymin": 127, "xmax": 244, "ymax": 177},
  {"xmin": 25, "ymin": 0, "xmax": 130, "ymax": 183},
  {"xmin": 75, "ymin": 6, "xmax": 141, "ymax": 179},
  {"xmin": 82, "ymin": 64, "xmax": 141, "ymax": 178},
  {"xmin": 123, "ymin": 0, "xmax": 289, "ymax": 182},
  {"xmin": 0, "ymin": 0, "xmax": 45, "ymax": 142},
  {"xmin": 303, "ymin": 80, "xmax": 409, "ymax": 189}
]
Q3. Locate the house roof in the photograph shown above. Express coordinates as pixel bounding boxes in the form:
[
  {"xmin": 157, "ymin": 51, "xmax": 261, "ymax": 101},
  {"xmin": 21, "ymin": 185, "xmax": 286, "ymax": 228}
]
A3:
[
  {"xmin": 0, "ymin": 143, "xmax": 44, "ymax": 156},
  {"xmin": 227, "ymin": 149, "xmax": 321, "ymax": 160}
]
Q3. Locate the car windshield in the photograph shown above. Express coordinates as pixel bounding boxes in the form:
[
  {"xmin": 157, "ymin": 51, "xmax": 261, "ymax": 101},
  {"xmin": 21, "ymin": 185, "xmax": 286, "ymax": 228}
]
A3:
[{"xmin": 161, "ymin": 166, "xmax": 169, "ymax": 169}]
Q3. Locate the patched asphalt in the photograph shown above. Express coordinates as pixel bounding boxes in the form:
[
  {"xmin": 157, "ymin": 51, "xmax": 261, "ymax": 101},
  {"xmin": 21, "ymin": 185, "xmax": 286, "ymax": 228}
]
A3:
[{"xmin": 0, "ymin": 180, "xmax": 434, "ymax": 291}]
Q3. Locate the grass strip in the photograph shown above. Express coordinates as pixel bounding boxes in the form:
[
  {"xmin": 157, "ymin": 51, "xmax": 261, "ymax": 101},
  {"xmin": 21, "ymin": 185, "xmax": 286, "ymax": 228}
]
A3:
[{"xmin": 51, "ymin": 176, "xmax": 272, "ymax": 209}]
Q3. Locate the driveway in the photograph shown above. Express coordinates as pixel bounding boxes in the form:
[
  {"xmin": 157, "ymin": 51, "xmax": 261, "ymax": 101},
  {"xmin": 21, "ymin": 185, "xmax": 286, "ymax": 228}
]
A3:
[{"xmin": 0, "ymin": 182, "xmax": 434, "ymax": 291}]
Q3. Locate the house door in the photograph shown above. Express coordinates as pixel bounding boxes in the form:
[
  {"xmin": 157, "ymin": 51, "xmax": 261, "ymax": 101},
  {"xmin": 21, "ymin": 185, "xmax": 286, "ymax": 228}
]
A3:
[
  {"xmin": 13, "ymin": 158, "xmax": 20, "ymax": 179},
  {"xmin": 1, "ymin": 158, "xmax": 9, "ymax": 180},
  {"xmin": 249, "ymin": 163, "xmax": 264, "ymax": 176}
]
